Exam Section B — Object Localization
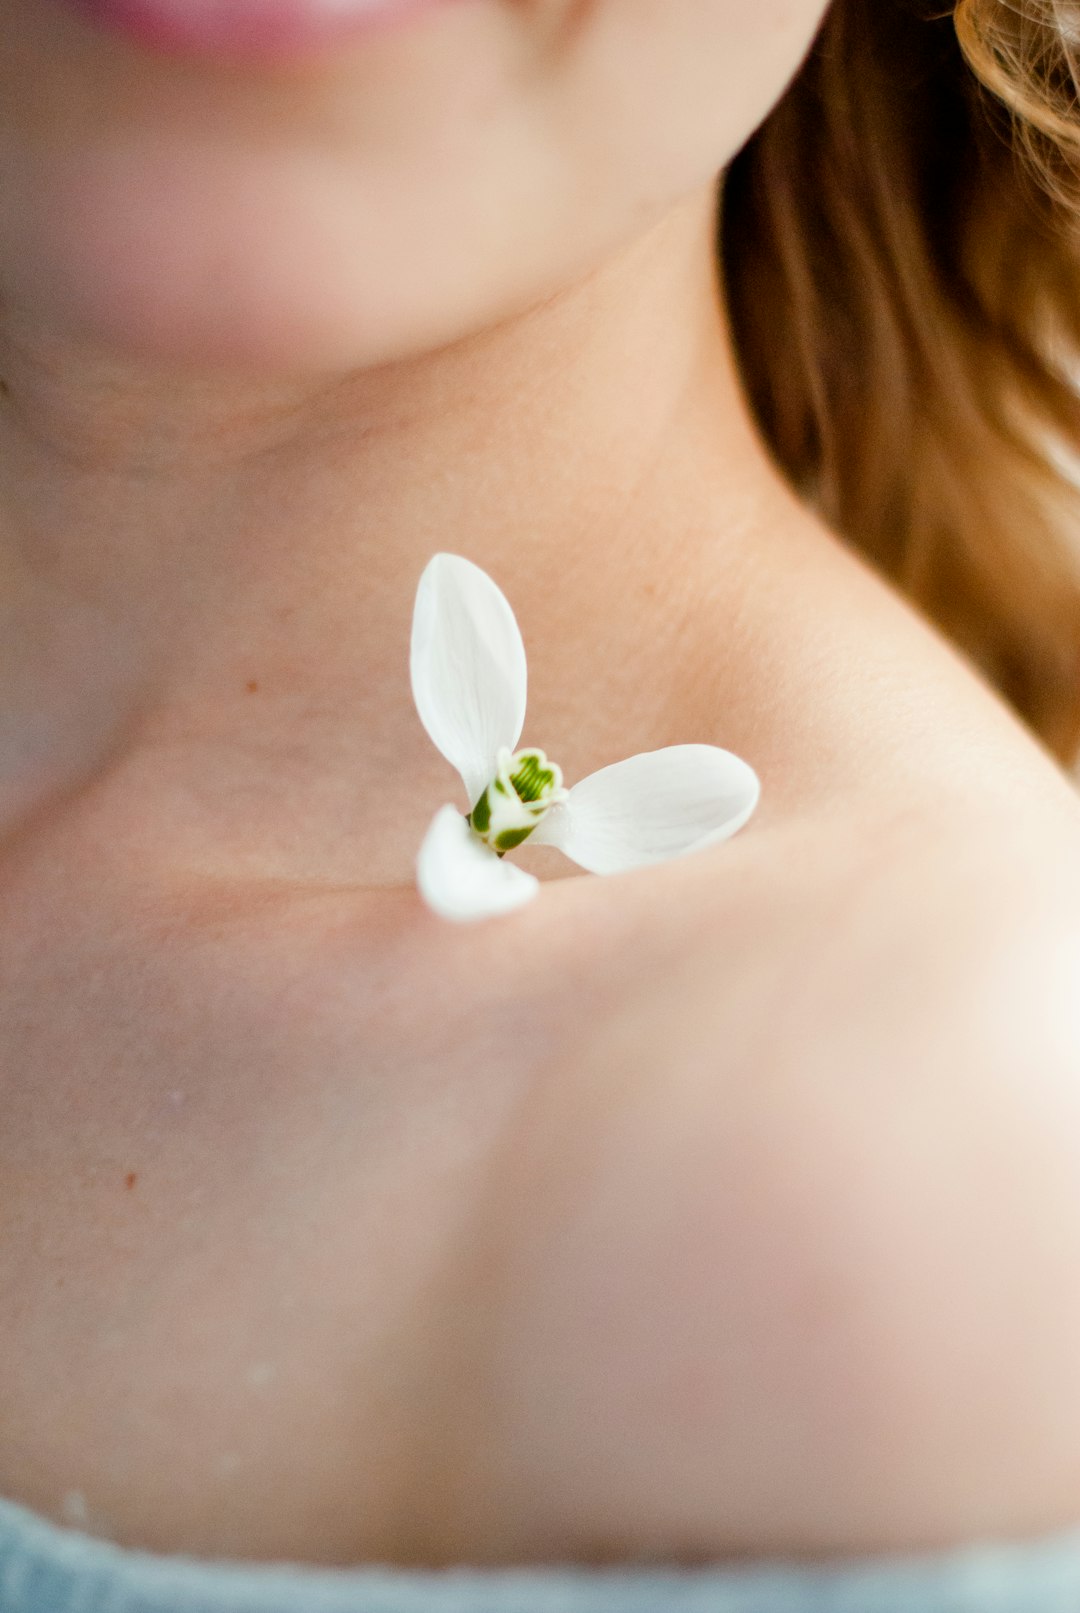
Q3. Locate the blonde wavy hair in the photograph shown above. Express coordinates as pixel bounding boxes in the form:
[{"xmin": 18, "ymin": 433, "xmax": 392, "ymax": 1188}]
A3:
[{"xmin": 722, "ymin": 0, "xmax": 1080, "ymax": 763}]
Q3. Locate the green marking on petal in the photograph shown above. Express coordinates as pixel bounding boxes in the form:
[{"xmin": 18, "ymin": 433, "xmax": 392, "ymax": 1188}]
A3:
[
  {"xmin": 494, "ymin": 826, "xmax": 535, "ymax": 854},
  {"xmin": 467, "ymin": 745, "xmax": 569, "ymax": 859},
  {"xmin": 469, "ymin": 789, "xmax": 492, "ymax": 836},
  {"xmin": 508, "ymin": 750, "xmax": 559, "ymax": 803}
]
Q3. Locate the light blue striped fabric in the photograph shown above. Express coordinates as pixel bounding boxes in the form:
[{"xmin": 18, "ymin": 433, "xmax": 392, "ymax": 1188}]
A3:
[{"xmin": 3, "ymin": 1495, "xmax": 1080, "ymax": 1613}]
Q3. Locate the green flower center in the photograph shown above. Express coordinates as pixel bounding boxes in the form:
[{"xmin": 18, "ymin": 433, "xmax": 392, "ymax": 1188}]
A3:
[{"xmin": 469, "ymin": 747, "xmax": 568, "ymax": 856}]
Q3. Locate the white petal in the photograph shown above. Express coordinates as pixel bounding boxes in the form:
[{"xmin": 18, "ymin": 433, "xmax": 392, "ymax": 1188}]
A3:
[
  {"xmin": 533, "ymin": 745, "xmax": 760, "ymax": 876},
  {"xmin": 410, "ymin": 554, "xmax": 528, "ymax": 809},
  {"xmin": 417, "ymin": 805, "xmax": 540, "ymax": 923}
]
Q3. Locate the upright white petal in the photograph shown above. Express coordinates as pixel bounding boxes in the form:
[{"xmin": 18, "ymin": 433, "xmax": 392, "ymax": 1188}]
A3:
[
  {"xmin": 533, "ymin": 745, "xmax": 760, "ymax": 876},
  {"xmin": 417, "ymin": 805, "xmax": 540, "ymax": 923},
  {"xmin": 410, "ymin": 554, "xmax": 528, "ymax": 809}
]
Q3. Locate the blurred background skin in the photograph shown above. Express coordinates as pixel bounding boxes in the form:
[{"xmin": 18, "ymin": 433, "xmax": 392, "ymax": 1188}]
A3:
[{"xmin": 2, "ymin": 0, "xmax": 1080, "ymax": 1577}]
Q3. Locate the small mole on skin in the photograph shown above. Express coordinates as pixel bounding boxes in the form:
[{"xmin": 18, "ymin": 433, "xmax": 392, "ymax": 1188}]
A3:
[
  {"xmin": 245, "ymin": 680, "xmax": 259, "ymax": 694},
  {"xmin": 124, "ymin": 1172, "xmax": 138, "ymax": 1190}
]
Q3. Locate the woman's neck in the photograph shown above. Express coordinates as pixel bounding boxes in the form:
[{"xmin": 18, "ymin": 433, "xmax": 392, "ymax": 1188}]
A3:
[{"xmin": 0, "ymin": 188, "xmax": 792, "ymax": 885}]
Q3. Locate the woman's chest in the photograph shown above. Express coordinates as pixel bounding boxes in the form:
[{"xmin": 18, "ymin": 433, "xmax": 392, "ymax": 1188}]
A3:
[
  {"xmin": 4, "ymin": 814, "xmax": 1056, "ymax": 1570},
  {"xmin": 0, "ymin": 848, "xmax": 750, "ymax": 1563}
]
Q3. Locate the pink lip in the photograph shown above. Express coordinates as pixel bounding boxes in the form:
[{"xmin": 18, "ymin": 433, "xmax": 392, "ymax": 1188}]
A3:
[{"xmin": 57, "ymin": 0, "xmax": 453, "ymax": 62}]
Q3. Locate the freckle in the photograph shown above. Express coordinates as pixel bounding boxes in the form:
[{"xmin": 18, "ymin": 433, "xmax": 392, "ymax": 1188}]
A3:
[
  {"xmin": 124, "ymin": 1172, "xmax": 137, "ymax": 1190},
  {"xmin": 245, "ymin": 680, "xmax": 259, "ymax": 694}
]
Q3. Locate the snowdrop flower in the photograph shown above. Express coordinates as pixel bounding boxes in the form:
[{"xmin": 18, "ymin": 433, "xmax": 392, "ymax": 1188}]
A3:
[{"xmin": 411, "ymin": 553, "xmax": 760, "ymax": 923}]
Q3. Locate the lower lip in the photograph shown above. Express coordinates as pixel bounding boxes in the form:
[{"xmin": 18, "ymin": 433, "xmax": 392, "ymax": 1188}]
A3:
[{"xmin": 56, "ymin": 0, "xmax": 452, "ymax": 62}]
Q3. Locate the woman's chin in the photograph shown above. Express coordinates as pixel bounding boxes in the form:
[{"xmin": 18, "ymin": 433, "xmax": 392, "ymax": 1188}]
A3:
[{"xmin": 0, "ymin": 144, "xmax": 542, "ymax": 373}]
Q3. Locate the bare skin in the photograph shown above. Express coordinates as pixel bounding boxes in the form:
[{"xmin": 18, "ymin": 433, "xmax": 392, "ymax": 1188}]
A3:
[{"xmin": 2, "ymin": 179, "xmax": 1080, "ymax": 1570}]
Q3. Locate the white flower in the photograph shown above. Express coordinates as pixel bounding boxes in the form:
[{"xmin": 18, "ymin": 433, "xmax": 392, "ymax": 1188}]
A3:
[{"xmin": 411, "ymin": 553, "xmax": 760, "ymax": 923}]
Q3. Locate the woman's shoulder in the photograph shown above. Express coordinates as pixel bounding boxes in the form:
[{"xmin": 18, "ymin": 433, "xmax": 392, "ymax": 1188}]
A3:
[
  {"xmin": 3, "ymin": 598, "xmax": 1078, "ymax": 1568},
  {"xmin": 462, "ymin": 785, "xmax": 1080, "ymax": 1563}
]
